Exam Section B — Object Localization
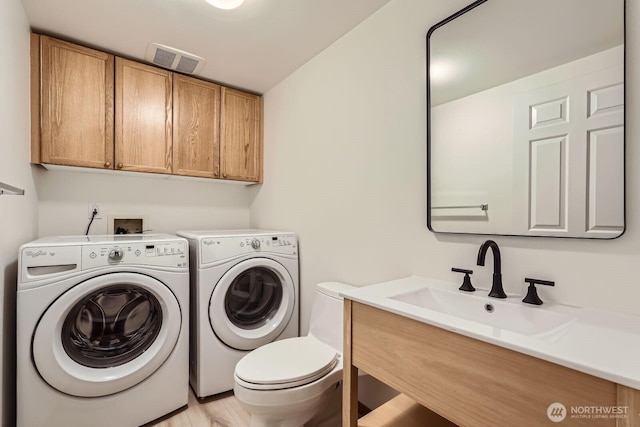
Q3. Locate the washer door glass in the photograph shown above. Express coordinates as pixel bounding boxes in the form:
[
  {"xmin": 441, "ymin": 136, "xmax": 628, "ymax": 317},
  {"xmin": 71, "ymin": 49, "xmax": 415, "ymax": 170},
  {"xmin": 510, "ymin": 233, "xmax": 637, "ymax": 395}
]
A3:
[
  {"xmin": 33, "ymin": 272, "xmax": 182, "ymax": 397},
  {"xmin": 62, "ymin": 285, "xmax": 162, "ymax": 368},
  {"xmin": 210, "ymin": 258, "xmax": 295, "ymax": 351}
]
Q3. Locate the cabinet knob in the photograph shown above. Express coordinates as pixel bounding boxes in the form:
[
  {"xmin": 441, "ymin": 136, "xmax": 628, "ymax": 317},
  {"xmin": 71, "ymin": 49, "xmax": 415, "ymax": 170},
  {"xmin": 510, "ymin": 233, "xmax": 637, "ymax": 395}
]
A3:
[
  {"xmin": 104, "ymin": 161, "xmax": 111, "ymax": 168},
  {"xmin": 117, "ymin": 163, "xmax": 123, "ymax": 169},
  {"xmin": 222, "ymin": 173, "xmax": 227, "ymax": 178}
]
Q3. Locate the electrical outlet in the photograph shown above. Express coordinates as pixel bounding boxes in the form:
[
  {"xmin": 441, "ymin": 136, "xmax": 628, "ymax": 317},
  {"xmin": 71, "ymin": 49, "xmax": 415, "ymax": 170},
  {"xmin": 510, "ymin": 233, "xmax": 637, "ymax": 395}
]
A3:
[{"xmin": 88, "ymin": 202, "xmax": 103, "ymax": 219}]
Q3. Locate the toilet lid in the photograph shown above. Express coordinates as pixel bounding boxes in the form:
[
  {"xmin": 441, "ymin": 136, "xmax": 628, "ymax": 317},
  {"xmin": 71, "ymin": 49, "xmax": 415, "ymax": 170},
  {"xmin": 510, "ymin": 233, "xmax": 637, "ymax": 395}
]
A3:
[{"xmin": 235, "ymin": 336, "xmax": 338, "ymax": 390}]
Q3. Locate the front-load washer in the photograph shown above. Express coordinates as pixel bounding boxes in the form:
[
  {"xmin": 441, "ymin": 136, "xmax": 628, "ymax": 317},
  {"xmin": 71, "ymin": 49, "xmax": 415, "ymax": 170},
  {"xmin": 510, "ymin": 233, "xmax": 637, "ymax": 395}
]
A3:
[
  {"xmin": 17, "ymin": 234, "xmax": 189, "ymax": 427},
  {"xmin": 176, "ymin": 229, "xmax": 299, "ymax": 398}
]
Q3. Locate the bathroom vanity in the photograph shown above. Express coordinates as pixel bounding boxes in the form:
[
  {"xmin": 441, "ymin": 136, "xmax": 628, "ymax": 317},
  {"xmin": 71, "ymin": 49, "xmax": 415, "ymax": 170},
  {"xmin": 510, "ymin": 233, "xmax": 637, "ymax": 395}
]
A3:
[{"xmin": 342, "ymin": 277, "xmax": 640, "ymax": 426}]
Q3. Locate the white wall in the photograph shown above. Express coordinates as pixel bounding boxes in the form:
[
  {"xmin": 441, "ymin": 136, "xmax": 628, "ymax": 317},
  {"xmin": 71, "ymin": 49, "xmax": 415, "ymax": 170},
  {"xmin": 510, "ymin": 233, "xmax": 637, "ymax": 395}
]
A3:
[
  {"xmin": 36, "ymin": 169, "xmax": 252, "ymax": 236},
  {"xmin": 251, "ymin": 0, "xmax": 640, "ymax": 338},
  {"xmin": 431, "ymin": 80, "xmax": 513, "ymax": 232},
  {"xmin": 0, "ymin": 0, "xmax": 39, "ymax": 424}
]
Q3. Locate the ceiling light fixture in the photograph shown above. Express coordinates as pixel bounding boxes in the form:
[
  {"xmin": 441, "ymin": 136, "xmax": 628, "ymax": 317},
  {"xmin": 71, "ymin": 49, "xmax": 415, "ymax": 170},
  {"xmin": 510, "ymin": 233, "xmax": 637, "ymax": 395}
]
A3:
[{"xmin": 204, "ymin": 0, "xmax": 245, "ymax": 10}]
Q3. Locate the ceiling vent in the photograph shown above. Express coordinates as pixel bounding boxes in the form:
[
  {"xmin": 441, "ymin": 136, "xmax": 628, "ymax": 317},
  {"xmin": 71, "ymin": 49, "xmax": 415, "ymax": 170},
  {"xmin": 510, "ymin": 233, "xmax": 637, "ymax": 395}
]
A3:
[{"xmin": 145, "ymin": 43, "xmax": 206, "ymax": 75}]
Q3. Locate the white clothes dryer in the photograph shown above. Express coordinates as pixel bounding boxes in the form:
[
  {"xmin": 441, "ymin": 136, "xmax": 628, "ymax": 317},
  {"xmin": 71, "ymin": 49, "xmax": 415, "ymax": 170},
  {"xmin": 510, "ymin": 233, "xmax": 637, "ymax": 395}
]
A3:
[
  {"xmin": 17, "ymin": 234, "xmax": 189, "ymax": 427},
  {"xmin": 176, "ymin": 229, "xmax": 299, "ymax": 398}
]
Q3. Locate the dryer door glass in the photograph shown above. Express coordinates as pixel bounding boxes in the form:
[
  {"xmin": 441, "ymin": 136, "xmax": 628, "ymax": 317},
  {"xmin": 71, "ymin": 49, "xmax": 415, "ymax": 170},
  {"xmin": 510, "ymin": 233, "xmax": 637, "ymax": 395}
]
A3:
[
  {"xmin": 61, "ymin": 285, "xmax": 162, "ymax": 368},
  {"xmin": 210, "ymin": 257, "xmax": 295, "ymax": 351},
  {"xmin": 225, "ymin": 267, "xmax": 283, "ymax": 329}
]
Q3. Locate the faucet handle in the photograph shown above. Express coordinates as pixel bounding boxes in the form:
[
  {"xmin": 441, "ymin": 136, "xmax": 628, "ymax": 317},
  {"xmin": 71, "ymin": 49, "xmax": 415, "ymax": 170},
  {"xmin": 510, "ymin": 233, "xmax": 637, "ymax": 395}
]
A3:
[
  {"xmin": 452, "ymin": 268, "xmax": 475, "ymax": 292},
  {"xmin": 522, "ymin": 278, "xmax": 555, "ymax": 305}
]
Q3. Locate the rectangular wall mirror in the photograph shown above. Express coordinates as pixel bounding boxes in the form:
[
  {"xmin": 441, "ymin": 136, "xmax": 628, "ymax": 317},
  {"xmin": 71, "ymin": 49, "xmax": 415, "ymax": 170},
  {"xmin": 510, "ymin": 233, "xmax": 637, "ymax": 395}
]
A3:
[{"xmin": 427, "ymin": 0, "xmax": 625, "ymax": 239}]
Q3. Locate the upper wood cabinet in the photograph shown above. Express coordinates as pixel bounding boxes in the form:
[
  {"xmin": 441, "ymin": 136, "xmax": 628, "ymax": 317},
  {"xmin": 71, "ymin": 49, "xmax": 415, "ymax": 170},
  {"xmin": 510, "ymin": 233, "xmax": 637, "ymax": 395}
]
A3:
[
  {"xmin": 115, "ymin": 58, "xmax": 173, "ymax": 174},
  {"xmin": 220, "ymin": 88, "xmax": 263, "ymax": 182},
  {"xmin": 173, "ymin": 74, "xmax": 221, "ymax": 178},
  {"xmin": 31, "ymin": 34, "xmax": 263, "ymax": 183},
  {"xmin": 33, "ymin": 35, "xmax": 114, "ymax": 169}
]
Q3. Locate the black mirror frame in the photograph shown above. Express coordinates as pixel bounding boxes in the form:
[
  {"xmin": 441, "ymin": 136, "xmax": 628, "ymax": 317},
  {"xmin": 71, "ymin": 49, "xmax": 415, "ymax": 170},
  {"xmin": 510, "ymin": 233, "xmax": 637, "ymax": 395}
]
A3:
[{"xmin": 425, "ymin": 0, "xmax": 626, "ymax": 240}]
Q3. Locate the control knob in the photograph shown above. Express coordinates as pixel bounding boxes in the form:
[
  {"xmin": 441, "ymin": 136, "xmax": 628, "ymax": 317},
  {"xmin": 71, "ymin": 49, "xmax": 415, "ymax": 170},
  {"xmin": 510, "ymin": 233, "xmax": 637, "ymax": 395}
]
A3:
[
  {"xmin": 251, "ymin": 239, "xmax": 261, "ymax": 250},
  {"xmin": 108, "ymin": 248, "xmax": 124, "ymax": 262}
]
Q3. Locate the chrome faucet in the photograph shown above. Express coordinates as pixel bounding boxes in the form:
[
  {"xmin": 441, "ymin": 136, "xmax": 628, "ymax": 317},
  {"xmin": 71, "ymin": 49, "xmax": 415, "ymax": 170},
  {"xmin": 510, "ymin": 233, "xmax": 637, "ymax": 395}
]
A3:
[{"xmin": 476, "ymin": 240, "xmax": 507, "ymax": 298}]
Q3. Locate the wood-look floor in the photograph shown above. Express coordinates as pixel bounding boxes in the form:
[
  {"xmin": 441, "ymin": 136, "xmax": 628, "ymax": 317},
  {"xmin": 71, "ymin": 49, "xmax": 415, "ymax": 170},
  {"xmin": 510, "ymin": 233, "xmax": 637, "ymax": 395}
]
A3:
[{"xmin": 151, "ymin": 389, "xmax": 250, "ymax": 427}]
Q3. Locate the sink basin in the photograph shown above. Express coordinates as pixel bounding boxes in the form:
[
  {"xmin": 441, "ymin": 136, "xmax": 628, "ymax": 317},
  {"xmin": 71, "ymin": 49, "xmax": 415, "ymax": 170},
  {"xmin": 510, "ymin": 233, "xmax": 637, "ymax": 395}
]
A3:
[
  {"xmin": 341, "ymin": 275, "xmax": 640, "ymax": 390},
  {"xmin": 390, "ymin": 287, "xmax": 576, "ymax": 339}
]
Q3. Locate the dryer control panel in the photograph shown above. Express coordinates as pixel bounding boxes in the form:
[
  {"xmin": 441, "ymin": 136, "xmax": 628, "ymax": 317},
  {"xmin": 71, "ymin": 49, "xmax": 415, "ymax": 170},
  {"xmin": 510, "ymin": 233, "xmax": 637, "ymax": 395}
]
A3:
[
  {"xmin": 200, "ymin": 234, "xmax": 297, "ymax": 265},
  {"xmin": 83, "ymin": 241, "xmax": 188, "ymax": 269}
]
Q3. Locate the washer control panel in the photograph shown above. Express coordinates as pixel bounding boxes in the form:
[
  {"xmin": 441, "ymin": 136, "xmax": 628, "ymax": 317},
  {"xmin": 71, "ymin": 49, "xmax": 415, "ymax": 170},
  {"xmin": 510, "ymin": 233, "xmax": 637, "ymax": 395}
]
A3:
[
  {"xmin": 83, "ymin": 241, "xmax": 187, "ymax": 269},
  {"xmin": 200, "ymin": 234, "xmax": 297, "ymax": 265}
]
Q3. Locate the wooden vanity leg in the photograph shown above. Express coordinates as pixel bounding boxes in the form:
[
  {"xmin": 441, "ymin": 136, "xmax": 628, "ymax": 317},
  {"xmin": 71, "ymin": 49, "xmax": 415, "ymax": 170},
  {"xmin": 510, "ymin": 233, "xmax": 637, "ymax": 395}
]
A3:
[
  {"xmin": 343, "ymin": 299, "xmax": 358, "ymax": 427},
  {"xmin": 617, "ymin": 385, "xmax": 640, "ymax": 427}
]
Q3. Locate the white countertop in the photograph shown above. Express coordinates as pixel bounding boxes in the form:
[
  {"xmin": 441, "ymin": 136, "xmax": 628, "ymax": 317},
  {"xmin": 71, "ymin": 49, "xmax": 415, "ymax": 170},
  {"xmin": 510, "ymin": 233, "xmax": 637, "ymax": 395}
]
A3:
[{"xmin": 341, "ymin": 276, "xmax": 640, "ymax": 390}]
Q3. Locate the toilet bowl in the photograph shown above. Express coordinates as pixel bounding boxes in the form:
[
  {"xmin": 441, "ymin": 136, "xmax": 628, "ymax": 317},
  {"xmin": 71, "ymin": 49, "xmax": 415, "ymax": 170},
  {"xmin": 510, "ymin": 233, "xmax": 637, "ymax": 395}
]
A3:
[{"xmin": 233, "ymin": 282, "xmax": 355, "ymax": 427}]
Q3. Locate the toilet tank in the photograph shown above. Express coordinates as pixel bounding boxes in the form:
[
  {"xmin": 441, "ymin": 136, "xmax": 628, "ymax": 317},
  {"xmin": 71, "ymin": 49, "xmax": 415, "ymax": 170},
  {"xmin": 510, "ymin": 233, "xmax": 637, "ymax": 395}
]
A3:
[{"xmin": 308, "ymin": 282, "xmax": 356, "ymax": 353}]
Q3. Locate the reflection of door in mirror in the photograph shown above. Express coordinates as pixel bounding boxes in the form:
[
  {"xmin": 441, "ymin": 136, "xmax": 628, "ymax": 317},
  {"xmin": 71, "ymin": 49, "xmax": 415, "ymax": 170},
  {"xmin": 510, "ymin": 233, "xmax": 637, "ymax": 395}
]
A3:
[
  {"xmin": 427, "ymin": 0, "xmax": 624, "ymax": 239},
  {"xmin": 513, "ymin": 48, "xmax": 624, "ymax": 237}
]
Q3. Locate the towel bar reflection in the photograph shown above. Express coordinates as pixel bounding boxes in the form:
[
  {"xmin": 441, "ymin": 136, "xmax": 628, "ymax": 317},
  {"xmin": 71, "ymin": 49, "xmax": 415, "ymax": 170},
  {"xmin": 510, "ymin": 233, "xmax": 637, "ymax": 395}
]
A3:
[
  {"xmin": 0, "ymin": 181, "xmax": 25, "ymax": 196},
  {"xmin": 432, "ymin": 204, "xmax": 488, "ymax": 211}
]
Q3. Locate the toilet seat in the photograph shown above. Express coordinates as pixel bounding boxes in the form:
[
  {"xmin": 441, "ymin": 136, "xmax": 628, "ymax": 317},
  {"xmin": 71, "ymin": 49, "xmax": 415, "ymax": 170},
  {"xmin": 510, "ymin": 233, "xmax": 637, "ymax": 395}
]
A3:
[{"xmin": 235, "ymin": 336, "xmax": 338, "ymax": 390}]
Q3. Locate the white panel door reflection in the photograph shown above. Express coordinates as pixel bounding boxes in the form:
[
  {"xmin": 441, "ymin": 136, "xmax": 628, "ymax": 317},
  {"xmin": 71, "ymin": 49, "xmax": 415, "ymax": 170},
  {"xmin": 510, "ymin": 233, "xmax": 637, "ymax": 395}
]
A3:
[{"xmin": 514, "ymin": 61, "xmax": 624, "ymax": 238}]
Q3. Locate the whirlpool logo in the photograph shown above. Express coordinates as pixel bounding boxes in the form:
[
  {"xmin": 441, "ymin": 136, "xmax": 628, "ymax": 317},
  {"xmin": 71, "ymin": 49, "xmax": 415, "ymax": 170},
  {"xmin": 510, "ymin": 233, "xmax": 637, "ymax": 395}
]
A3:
[
  {"xmin": 547, "ymin": 403, "xmax": 567, "ymax": 422},
  {"xmin": 25, "ymin": 250, "xmax": 51, "ymax": 258}
]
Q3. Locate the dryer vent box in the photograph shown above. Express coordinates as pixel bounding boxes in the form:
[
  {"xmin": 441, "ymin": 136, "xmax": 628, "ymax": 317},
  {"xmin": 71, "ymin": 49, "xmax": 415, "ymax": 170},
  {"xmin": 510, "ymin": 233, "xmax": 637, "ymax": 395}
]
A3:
[
  {"xmin": 145, "ymin": 42, "xmax": 206, "ymax": 75},
  {"xmin": 108, "ymin": 216, "xmax": 148, "ymax": 235}
]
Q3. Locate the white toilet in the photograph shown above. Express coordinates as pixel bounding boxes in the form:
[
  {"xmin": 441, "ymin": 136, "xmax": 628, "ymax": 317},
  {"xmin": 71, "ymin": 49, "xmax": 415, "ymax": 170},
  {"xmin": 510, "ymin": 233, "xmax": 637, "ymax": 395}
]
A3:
[{"xmin": 233, "ymin": 282, "xmax": 355, "ymax": 427}]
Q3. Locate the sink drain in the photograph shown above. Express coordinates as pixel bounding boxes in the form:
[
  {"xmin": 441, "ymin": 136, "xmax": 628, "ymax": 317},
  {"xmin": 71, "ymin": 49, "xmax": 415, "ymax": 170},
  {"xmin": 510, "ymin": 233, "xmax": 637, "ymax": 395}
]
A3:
[{"xmin": 484, "ymin": 303, "xmax": 495, "ymax": 313}]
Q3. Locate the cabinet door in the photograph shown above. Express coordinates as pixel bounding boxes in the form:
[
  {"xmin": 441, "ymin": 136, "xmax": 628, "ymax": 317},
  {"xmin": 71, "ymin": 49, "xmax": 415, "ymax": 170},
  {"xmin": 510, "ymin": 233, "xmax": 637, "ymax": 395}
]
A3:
[
  {"xmin": 173, "ymin": 75, "xmax": 221, "ymax": 178},
  {"xmin": 220, "ymin": 88, "xmax": 263, "ymax": 182},
  {"xmin": 115, "ymin": 58, "xmax": 172, "ymax": 174},
  {"xmin": 40, "ymin": 36, "xmax": 114, "ymax": 168}
]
